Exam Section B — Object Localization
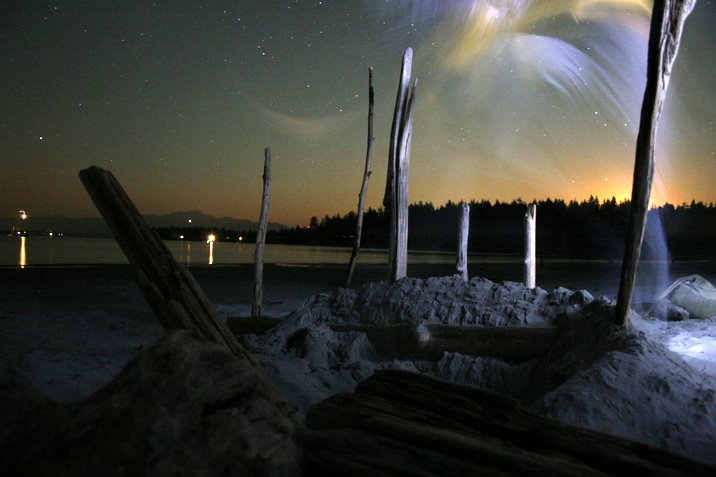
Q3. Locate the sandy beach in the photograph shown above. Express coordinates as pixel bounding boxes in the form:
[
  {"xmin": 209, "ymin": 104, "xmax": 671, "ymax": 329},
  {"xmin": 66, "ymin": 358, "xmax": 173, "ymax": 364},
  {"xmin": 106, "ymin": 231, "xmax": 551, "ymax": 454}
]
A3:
[{"xmin": 1, "ymin": 261, "xmax": 716, "ymax": 466}]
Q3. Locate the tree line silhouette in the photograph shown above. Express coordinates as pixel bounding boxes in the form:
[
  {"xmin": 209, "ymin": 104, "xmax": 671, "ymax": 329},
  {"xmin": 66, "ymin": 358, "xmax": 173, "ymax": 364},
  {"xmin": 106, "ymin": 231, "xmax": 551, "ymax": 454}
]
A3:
[{"xmin": 154, "ymin": 197, "xmax": 716, "ymax": 260}]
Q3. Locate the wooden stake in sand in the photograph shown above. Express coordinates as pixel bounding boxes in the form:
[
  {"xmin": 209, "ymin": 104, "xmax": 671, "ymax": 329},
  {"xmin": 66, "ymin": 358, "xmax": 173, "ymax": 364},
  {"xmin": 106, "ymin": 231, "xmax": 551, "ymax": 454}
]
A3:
[
  {"xmin": 456, "ymin": 203, "xmax": 470, "ymax": 282},
  {"xmin": 346, "ymin": 67, "xmax": 375, "ymax": 289},
  {"xmin": 79, "ymin": 166, "xmax": 249, "ymax": 360},
  {"xmin": 615, "ymin": 0, "xmax": 696, "ymax": 326},
  {"xmin": 524, "ymin": 204, "xmax": 537, "ymax": 289},
  {"xmin": 252, "ymin": 147, "xmax": 272, "ymax": 319},
  {"xmin": 384, "ymin": 48, "xmax": 417, "ymax": 282}
]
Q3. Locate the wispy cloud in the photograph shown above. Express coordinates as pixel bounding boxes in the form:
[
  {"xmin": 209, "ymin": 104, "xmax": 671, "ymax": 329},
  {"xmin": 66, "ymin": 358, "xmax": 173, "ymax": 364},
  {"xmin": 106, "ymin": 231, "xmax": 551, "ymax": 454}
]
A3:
[{"xmin": 251, "ymin": 102, "xmax": 359, "ymax": 142}]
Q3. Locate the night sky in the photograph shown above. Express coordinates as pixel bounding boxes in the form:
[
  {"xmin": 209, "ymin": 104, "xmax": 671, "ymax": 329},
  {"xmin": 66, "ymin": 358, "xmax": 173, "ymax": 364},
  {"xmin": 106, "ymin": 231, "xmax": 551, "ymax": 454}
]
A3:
[{"xmin": 2, "ymin": 1, "xmax": 714, "ymax": 227}]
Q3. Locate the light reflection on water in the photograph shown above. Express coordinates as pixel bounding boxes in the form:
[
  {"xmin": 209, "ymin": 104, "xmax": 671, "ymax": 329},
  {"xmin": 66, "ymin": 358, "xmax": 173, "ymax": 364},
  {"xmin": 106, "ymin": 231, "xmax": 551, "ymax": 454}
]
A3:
[
  {"xmin": 1, "ymin": 235, "xmax": 486, "ymax": 268},
  {"xmin": 0, "ymin": 235, "xmax": 392, "ymax": 267},
  {"xmin": 19, "ymin": 236, "xmax": 26, "ymax": 268}
]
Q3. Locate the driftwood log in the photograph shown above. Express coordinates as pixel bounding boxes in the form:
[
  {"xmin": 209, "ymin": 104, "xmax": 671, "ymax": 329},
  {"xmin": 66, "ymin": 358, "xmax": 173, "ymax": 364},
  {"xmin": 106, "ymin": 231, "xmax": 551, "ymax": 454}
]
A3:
[
  {"xmin": 303, "ymin": 370, "xmax": 715, "ymax": 476},
  {"xmin": 226, "ymin": 316, "xmax": 558, "ymax": 363},
  {"xmin": 346, "ymin": 67, "xmax": 376, "ymax": 288},
  {"xmin": 615, "ymin": 0, "xmax": 696, "ymax": 325}
]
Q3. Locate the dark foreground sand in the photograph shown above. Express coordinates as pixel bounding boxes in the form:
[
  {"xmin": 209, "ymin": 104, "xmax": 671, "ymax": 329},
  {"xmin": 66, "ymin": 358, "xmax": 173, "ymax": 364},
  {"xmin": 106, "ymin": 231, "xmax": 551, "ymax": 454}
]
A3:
[{"xmin": 1, "ymin": 261, "xmax": 716, "ymax": 465}]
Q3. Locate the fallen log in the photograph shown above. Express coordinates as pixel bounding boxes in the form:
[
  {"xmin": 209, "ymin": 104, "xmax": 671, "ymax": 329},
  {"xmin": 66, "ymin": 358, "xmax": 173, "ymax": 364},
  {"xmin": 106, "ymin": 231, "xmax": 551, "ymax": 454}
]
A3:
[
  {"xmin": 303, "ymin": 370, "xmax": 715, "ymax": 476},
  {"xmin": 226, "ymin": 316, "xmax": 558, "ymax": 363}
]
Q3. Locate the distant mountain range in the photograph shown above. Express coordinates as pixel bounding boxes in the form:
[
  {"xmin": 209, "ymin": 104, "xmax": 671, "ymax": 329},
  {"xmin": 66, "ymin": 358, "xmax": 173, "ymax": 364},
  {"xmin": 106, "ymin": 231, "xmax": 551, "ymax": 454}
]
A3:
[{"xmin": 1, "ymin": 210, "xmax": 287, "ymax": 236}]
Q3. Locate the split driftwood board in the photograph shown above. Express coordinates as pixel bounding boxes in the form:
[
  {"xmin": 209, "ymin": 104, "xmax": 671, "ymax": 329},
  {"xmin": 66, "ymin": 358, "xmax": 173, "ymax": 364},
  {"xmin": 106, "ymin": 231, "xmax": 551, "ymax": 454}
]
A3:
[{"xmin": 303, "ymin": 370, "xmax": 715, "ymax": 476}]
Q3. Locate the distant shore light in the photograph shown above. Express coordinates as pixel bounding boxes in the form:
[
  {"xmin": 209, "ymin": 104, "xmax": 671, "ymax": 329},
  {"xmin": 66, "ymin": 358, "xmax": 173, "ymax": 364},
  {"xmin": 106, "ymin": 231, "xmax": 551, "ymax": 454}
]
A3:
[{"xmin": 207, "ymin": 234, "xmax": 216, "ymax": 243}]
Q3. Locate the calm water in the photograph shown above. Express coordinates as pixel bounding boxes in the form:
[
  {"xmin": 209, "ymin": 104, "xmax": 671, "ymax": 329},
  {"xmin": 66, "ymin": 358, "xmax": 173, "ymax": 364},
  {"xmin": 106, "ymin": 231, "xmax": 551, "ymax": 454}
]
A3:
[{"xmin": 0, "ymin": 235, "xmax": 467, "ymax": 268}]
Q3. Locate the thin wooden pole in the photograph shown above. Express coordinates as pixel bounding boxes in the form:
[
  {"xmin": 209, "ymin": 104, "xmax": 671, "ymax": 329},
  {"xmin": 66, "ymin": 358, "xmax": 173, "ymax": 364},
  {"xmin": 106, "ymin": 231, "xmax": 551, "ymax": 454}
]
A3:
[
  {"xmin": 252, "ymin": 147, "xmax": 272, "ymax": 318},
  {"xmin": 346, "ymin": 67, "xmax": 375, "ymax": 288},
  {"xmin": 615, "ymin": 0, "xmax": 696, "ymax": 326},
  {"xmin": 456, "ymin": 203, "xmax": 470, "ymax": 282},
  {"xmin": 524, "ymin": 204, "xmax": 537, "ymax": 289},
  {"xmin": 384, "ymin": 48, "xmax": 415, "ymax": 282}
]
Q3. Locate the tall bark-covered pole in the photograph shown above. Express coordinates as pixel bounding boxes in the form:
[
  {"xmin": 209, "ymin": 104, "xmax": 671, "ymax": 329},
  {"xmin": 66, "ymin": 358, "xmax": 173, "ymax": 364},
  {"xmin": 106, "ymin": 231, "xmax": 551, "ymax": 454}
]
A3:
[
  {"xmin": 524, "ymin": 204, "xmax": 537, "ymax": 289},
  {"xmin": 456, "ymin": 203, "xmax": 470, "ymax": 282},
  {"xmin": 252, "ymin": 147, "xmax": 272, "ymax": 318},
  {"xmin": 384, "ymin": 48, "xmax": 416, "ymax": 283},
  {"xmin": 615, "ymin": 0, "xmax": 696, "ymax": 326},
  {"xmin": 346, "ymin": 67, "xmax": 375, "ymax": 288}
]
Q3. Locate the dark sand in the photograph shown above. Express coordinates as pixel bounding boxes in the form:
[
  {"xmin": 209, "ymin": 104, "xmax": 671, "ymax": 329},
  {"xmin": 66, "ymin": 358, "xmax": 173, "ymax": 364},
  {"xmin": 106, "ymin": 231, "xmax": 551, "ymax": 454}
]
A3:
[{"xmin": 1, "ymin": 260, "xmax": 714, "ymax": 403}]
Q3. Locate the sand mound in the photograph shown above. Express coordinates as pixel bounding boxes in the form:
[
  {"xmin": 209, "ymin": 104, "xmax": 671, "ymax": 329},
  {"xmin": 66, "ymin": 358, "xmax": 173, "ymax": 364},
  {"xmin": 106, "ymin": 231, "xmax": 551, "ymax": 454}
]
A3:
[{"xmin": 240, "ymin": 275, "xmax": 716, "ymax": 464}]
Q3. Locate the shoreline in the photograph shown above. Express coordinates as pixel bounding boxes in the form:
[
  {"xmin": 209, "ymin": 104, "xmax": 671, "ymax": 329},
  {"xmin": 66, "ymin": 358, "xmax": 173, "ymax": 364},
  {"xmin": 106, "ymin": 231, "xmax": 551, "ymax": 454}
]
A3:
[{"xmin": 2, "ymin": 260, "xmax": 714, "ymax": 302}]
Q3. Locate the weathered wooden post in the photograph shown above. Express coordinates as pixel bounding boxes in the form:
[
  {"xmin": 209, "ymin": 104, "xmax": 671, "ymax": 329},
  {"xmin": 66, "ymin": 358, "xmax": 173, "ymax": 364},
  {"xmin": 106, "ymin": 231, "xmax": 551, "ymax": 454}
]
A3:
[
  {"xmin": 456, "ymin": 203, "xmax": 470, "ymax": 282},
  {"xmin": 524, "ymin": 204, "xmax": 537, "ymax": 289},
  {"xmin": 615, "ymin": 0, "xmax": 696, "ymax": 326},
  {"xmin": 346, "ymin": 67, "xmax": 375, "ymax": 288},
  {"xmin": 252, "ymin": 147, "xmax": 272, "ymax": 318},
  {"xmin": 384, "ymin": 48, "xmax": 417, "ymax": 283}
]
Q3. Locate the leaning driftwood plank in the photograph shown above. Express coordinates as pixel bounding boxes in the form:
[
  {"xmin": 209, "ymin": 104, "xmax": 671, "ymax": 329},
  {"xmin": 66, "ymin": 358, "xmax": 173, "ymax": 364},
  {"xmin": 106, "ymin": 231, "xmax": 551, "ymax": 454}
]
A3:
[
  {"xmin": 79, "ymin": 166, "xmax": 250, "ymax": 362},
  {"xmin": 79, "ymin": 166, "xmax": 301, "ymax": 424},
  {"xmin": 304, "ymin": 370, "xmax": 714, "ymax": 476},
  {"xmin": 615, "ymin": 0, "xmax": 696, "ymax": 325},
  {"xmin": 226, "ymin": 316, "xmax": 557, "ymax": 363}
]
